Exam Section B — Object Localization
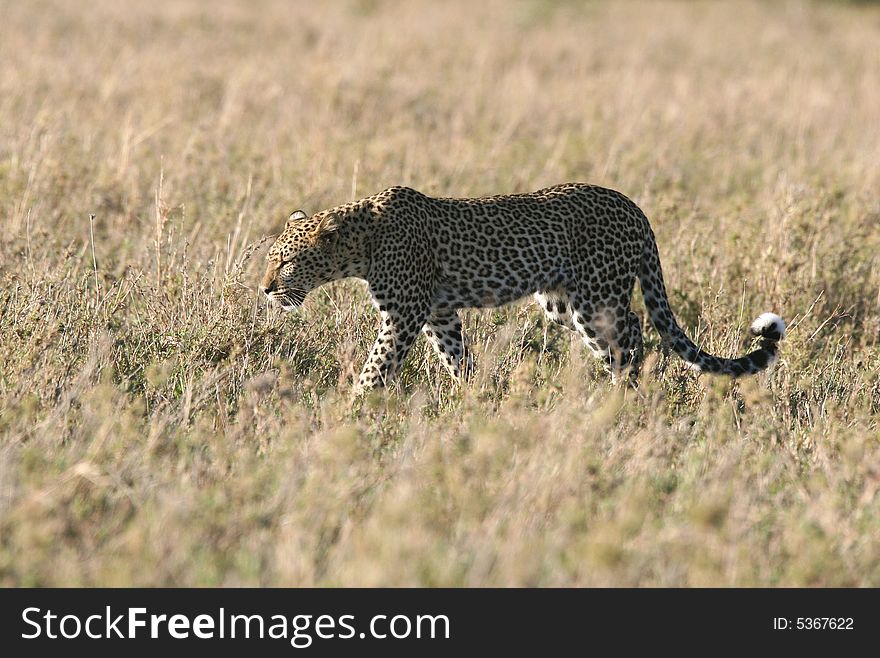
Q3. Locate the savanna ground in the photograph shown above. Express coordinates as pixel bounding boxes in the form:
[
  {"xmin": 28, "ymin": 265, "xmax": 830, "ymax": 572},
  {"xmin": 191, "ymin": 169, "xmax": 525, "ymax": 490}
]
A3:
[{"xmin": 1, "ymin": 0, "xmax": 879, "ymax": 587}]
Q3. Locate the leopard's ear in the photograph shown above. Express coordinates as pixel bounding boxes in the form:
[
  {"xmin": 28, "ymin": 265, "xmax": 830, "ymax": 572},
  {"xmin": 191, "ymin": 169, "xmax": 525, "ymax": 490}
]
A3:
[
  {"xmin": 315, "ymin": 212, "xmax": 341, "ymax": 236},
  {"xmin": 287, "ymin": 209, "xmax": 308, "ymax": 225}
]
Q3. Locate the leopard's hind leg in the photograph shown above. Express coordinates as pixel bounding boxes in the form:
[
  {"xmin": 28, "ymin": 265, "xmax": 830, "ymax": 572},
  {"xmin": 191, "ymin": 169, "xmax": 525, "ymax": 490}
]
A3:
[{"xmin": 567, "ymin": 289, "xmax": 642, "ymax": 385}]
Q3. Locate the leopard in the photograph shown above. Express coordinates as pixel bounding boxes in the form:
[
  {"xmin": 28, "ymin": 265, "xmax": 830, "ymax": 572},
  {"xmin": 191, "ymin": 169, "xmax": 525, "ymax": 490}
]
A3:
[{"xmin": 260, "ymin": 183, "xmax": 785, "ymax": 394}]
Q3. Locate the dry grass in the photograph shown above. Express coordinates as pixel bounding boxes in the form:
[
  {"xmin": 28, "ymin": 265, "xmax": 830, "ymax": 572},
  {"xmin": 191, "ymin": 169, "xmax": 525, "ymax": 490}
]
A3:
[{"xmin": 1, "ymin": 0, "xmax": 879, "ymax": 586}]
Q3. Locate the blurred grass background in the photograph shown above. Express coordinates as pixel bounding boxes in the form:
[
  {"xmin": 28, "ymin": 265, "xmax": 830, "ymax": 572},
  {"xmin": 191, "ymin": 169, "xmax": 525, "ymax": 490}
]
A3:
[{"xmin": 0, "ymin": 0, "xmax": 878, "ymax": 585}]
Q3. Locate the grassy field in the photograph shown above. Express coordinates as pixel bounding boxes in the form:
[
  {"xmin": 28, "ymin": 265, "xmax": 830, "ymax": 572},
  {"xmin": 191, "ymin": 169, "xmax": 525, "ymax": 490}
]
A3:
[{"xmin": 1, "ymin": 0, "xmax": 879, "ymax": 586}]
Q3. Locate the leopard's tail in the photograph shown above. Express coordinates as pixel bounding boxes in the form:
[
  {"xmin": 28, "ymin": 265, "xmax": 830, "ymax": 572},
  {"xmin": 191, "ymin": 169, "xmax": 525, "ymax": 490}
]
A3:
[{"xmin": 638, "ymin": 227, "xmax": 785, "ymax": 377}]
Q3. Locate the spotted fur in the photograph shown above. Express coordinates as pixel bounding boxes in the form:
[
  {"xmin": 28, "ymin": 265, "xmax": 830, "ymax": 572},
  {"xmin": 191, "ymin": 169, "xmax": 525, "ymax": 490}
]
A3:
[{"xmin": 261, "ymin": 184, "xmax": 785, "ymax": 393}]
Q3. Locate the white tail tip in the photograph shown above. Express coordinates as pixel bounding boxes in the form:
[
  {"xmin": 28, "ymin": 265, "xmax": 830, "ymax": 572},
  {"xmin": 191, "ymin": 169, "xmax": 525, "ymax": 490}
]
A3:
[{"xmin": 750, "ymin": 312, "xmax": 786, "ymax": 341}]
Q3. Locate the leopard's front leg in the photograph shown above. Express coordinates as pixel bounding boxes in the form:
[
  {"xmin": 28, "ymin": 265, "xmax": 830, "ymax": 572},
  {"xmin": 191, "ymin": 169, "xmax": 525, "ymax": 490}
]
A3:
[{"xmin": 354, "ymin": 307, "xmax": 428, "ymax": 396}]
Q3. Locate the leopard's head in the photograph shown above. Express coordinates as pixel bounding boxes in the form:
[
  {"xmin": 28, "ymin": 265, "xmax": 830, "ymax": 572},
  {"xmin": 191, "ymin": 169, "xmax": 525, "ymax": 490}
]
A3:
[{"xmin": 261, "ymin": 209, "xmax": 342, "ymax": 310}]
